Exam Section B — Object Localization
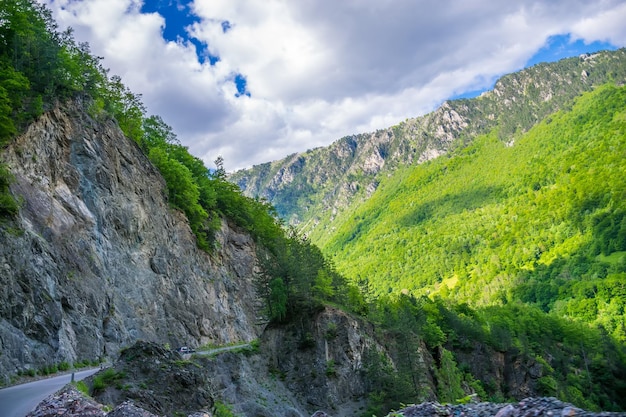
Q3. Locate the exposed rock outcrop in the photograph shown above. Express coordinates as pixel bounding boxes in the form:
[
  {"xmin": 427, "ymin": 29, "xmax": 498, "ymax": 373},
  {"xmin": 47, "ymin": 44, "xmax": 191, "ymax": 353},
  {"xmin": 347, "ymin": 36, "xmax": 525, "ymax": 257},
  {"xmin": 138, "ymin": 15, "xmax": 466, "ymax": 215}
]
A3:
[
  {"xmin": 26, "ymin": 385, "xmax": 106, "ymax": 417},
  {"xmin": 84, "ymin": 307, "xmax": 393, "ymax": 417},
  {"xmin": 0, "ymin": 100, "xmax": 262, "ymax": 381},
  {"xmin": 394, "ymin": 397, "xmax": 626, "ymax": 417},
  {"xmin": 29, "ymin": 384, "xmax": 626, "ymax": 417}
]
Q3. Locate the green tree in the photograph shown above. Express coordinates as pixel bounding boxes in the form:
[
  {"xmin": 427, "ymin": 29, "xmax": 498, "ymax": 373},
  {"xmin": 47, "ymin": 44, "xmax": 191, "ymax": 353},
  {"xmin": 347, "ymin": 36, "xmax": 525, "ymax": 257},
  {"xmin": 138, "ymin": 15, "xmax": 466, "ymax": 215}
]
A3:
[
  {"xmin": 0, "ymin": 60, "xmax": 30, "ymax": 142},
  {"xmin": 148, "ymin": 146, "xmax": 209, "ymax": 247},
  {"xmin": 313, "ymin": 268, "xmax": 335, "ymax": 299},
  {"xmin": 0, "ymin": 163, "xmax": 18, "ymax": 216},
  {"xmin": 102, "ymin": 75, "xmax": 145, "ymax": 142},
  {"xmin": 269, "ymin": 277, "xmax": 288, "ymax": 322},
  {"xmin": 435, "ymin": 348, "xmax": 465, "ymax": 403}
]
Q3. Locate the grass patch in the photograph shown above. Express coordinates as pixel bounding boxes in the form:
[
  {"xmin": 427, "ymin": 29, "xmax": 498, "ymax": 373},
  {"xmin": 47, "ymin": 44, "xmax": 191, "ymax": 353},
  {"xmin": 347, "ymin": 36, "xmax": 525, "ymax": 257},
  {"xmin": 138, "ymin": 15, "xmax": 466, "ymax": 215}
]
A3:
[{"xmin": 73, "ymin": 380, "xmax": 89, "ymax": 396}]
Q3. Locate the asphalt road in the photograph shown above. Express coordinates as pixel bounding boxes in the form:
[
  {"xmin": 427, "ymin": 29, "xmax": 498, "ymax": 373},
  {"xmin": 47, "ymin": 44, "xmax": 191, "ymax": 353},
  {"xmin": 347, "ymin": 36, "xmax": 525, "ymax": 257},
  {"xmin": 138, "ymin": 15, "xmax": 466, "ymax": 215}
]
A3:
[
  {"xmin": 195, "ymin": 342, "xmax": 251, "ymax": 356},
  {"xmin": 0, "ymin": 368, "xmax": 99, "ymax": 417},
  {"xmin": 0, "ymin": 344, "xmax": 250, "ymax": 416}
]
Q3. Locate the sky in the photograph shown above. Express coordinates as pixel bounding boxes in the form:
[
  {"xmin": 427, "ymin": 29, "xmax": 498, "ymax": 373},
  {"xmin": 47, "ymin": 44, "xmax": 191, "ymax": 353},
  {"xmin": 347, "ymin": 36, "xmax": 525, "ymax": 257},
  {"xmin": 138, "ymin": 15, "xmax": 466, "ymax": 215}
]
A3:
[{"xmin": 40, "ymin": 1, "xmax": 626, "ymax": 172}]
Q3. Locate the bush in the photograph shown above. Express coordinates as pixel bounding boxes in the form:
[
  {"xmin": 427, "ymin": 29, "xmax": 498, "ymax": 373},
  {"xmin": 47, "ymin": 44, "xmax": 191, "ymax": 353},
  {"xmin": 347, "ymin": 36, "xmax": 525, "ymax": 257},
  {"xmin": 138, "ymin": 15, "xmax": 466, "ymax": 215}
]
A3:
[
  {"xmin": 0, "ymin": 164, "xmax": 18, "ymax": 217},
  {"xmin": 92, "ymin": 368, "xmax": 125, "ymax": 393},
  {"xmin": 73, "ymin": 380, "xmax": 89, "ymax": 395},
  {"xmin": 213, "ymin": 401, "xmax": 237, "ymax": 417},
  {"xmin": 325, "ymin": 323, "xmax": 338, "ymax": 340},
  {"xmin": 325, "ymin": 360, "xmax": 337, "ymax": 377}
]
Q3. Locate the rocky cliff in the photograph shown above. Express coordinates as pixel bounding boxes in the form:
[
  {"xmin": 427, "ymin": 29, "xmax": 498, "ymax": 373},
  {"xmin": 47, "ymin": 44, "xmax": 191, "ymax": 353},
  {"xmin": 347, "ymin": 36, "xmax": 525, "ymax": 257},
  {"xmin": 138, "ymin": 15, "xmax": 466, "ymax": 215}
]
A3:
[
  {"xmin": 0, "ymin": 99, "xmax": 262, "ymax": 380},
  {"xmin": 83, "ymin": 307, "xmax": 395, "ymax": 417},
  {"xmin": 0, "ymin": 100, "xmax": 399, "ymax": 416}
]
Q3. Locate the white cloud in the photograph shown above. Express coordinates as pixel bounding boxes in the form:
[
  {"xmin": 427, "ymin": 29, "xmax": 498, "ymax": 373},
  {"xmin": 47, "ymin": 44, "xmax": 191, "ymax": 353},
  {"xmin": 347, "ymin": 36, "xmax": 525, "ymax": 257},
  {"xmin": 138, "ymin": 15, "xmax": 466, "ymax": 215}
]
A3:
[
  {"xmin": 40, "ymin": 0, "xmax": 626, "ymax": 171},
  {"xmin": 571, "ymin": 2, "xmax": 626, "ymax": 45}
]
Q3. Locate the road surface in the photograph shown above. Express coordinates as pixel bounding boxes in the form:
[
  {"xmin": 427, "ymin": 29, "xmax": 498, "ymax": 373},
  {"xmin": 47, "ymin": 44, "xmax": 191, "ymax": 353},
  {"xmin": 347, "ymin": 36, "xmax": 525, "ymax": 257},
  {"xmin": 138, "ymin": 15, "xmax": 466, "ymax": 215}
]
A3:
[
  {"xmin": 0, "ymin": 344, "xmax": 251, "ymax": 416},
  {"xmin": 195, "ymin": 342, "xmax": 252, "ymax": 356},
  {"xmin": 0, "ymin": 368, "xmax": 99, "ymax": 417}
]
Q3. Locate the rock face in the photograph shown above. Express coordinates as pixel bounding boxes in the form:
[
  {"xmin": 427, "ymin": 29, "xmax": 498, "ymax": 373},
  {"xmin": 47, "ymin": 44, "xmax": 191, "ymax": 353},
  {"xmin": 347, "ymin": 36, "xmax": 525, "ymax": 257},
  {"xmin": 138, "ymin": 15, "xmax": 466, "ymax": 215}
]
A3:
[
  {"xmin": 260, "ymin": 307, "xmax": 393, "ymax": 416},
  {"xmin": 0, "ymin": 100, "xmax": 262, "ymax": 380},
  {"xmin": 26, "ymin": 385, "xmax": 106, "ymax": 417},
  {"xmin": 0, "ymin": 102, "xmax": 396, "ymax": 416},
  {"xmin": 84, "ymin": 308, "xmax": 393, "ymax": 417}
]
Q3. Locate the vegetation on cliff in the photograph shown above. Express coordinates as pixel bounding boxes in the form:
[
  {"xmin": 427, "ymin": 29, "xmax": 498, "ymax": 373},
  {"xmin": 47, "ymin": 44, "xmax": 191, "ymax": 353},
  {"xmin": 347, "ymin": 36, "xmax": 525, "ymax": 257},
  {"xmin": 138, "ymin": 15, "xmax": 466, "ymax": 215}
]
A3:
[{"xmin": 0, "ymin": 1, "xmax": 279, "ymax": 250}]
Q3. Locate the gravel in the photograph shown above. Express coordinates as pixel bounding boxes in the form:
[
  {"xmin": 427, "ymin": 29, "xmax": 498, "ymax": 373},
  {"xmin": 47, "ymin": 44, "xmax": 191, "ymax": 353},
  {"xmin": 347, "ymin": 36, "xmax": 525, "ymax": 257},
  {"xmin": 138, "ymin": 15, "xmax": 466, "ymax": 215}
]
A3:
[{"xmin": 395, "ymin": 397, "xmax": 626, "ymax": 417}]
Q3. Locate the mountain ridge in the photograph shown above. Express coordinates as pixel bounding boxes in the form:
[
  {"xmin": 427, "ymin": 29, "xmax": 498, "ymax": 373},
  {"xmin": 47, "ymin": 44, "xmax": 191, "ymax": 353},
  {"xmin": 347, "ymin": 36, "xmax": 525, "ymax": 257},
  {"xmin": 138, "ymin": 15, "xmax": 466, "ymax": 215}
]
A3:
[
  {"xmin": 4, "ymin": 95, "xmax": 624, "ymax": 416},
  {"xmin": 230, "ymin": 49, "xmax": 626, "ymax": 243}
]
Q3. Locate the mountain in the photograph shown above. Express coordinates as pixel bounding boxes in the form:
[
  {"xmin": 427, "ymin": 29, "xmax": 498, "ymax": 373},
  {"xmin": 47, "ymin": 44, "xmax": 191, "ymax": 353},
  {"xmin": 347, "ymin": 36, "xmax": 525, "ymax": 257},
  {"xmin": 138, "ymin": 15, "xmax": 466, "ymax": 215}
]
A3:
[
  {"xmin": 227, "ymin": 51, "xmax": 626, "ymax": 412},
  {"xmin": 3, "ymin": 97, "xmax": 624, "ymax": 416},
  {"xmin": 230, "ymin": 50, "xmax": 626, "ymax": 317},
  {"xmin": 230, "ymin": 49, "xmax": 626, "ymax": 240},
  {"xmin": 0, "ymin": 99, "xmax": 388, "ymax": 416}
]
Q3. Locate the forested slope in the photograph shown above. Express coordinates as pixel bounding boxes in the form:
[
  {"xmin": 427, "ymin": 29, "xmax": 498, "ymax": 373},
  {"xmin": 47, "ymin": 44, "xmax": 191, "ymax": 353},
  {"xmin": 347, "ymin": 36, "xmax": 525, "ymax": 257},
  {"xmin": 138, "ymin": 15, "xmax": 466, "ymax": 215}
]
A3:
[
  {"xmin": 325, "ymin": 84, "xmax": 626, "ymax": 341},
  {"xmin": 230, "ymin": 49, "xmax": 626, "ymax": 236}
]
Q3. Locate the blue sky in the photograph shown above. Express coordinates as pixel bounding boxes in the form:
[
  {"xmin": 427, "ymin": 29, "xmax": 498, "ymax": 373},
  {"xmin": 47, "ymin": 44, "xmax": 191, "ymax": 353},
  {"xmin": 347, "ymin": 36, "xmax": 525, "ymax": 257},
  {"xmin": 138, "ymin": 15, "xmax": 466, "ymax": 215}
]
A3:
[
  {"xmin": 452, "ymin": 34, "xmax": 618, "ymax": 100},
  {"xmin": 43, "ymin": 0, "xmax": 626, "ymax": 171}
]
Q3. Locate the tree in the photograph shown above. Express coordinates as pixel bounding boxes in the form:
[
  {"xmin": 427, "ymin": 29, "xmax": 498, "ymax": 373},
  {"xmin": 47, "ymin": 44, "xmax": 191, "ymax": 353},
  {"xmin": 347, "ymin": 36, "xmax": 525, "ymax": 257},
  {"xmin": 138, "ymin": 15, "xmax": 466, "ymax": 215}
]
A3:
[
  {"xmin": 269, "ymin": 277, "xmax": 288, "ymax": 322},
  {"xmin": 313, "ymin": 268, "xmax": 335, "ymax": 299},
  {"xmin": 0, "ymin": 163, "xmax": 18, "ymax": 216},
  {"xmin": 148, "ymin": 146, "xmax": 209, "ymax": 247},
  {"xmin": 435, "ymin": 348, "xmax": 465, "ymax": 403},
  {"xmin": 142, "ymin": 115, "xmax": 178, "ymax": 150},
  {"xmin": 0, "ymin": 54, "xmax": 31, "ymax": 141},
  {"xmin": 214, "ymin": 155, "xmax": 226, "ymax": 180},
  {"xmin": 103, "ymin": 75, "xmax": 145, "ymax": 142}
]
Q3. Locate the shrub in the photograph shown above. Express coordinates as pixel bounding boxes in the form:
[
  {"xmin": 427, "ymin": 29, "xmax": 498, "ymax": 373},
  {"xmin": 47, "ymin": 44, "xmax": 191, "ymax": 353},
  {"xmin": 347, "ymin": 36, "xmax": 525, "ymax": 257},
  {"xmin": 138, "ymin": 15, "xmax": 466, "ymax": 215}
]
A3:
[
  {"xmin": 325, "ymin": 323, "xmax": 338, "ymax": 340},
  {"xmin": 214, "ymin": 401, "xmax": 237, "ymax": 417},
  {"xmin": 73, "ymin": 380, "xmax": 89, "ymax": 395},
  {"xmin": 325, "ymin": 360, "xmax": 337, "ymax": 377},
  {"xmin": 92, "ymin": 368, "xmax": 125, "ymax": 393}
]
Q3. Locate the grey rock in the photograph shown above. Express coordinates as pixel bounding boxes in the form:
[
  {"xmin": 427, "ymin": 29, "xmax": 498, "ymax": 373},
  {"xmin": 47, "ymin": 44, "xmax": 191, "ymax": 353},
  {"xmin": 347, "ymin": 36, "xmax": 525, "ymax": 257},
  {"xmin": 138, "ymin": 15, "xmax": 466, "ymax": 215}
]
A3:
[
  {"xmin": 395, "ymin": 398, "xmax": 626, "ymax": 417},
  {"xmin": 107, "ymin": 401, "xmax": 162, "ymax": 417},
  {"xmin": 0, "ymin": 101, "xmax": 262, "ymax": 378},
  {"xmin": 495, "ymin": 404, "xmax": 516, "ymax": 417},
  {"xmin": 26, "ymin": 385, "xmax": 105, "ymax": 417},
  {"xmin": 311, "ymin": 411, "xmax": 332, "ymax": 417}
]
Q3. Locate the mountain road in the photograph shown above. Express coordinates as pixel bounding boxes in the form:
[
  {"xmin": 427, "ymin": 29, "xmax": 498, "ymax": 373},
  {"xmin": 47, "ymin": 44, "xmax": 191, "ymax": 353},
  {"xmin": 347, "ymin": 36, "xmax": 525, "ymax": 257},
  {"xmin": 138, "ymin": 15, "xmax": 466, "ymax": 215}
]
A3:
[{"xmin": 0, "ymin": 368, "xmax": 99, "ymax": 417}]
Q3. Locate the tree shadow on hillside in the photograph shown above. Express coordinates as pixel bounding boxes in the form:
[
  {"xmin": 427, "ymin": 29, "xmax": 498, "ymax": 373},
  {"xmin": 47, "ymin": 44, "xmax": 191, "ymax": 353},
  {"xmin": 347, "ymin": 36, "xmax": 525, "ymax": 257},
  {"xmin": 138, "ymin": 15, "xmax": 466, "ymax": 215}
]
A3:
[{"xmin": 399, "ymin": 186, "xmax": 504, "ymax": 227}]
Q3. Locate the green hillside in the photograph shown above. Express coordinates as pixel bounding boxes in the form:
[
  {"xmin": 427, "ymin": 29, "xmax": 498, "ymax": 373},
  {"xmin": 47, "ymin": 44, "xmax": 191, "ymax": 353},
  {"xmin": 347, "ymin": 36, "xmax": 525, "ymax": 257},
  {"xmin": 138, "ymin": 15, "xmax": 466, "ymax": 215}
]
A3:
[
  {"xmin": 231, "ymin": 50, "xmax": 626, "ymax": 236},
  {"xmin": 323, "ymin": 84, "xmax": 626, "ymax": 342}
]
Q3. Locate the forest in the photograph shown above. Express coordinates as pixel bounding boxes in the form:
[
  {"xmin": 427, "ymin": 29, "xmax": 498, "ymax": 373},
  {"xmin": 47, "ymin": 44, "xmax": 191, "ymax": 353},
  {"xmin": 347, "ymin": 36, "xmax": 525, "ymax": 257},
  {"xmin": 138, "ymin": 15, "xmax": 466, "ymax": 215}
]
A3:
[
  {"xmin": 0, "ymin": 1, "xmax": 625, "ymax": 415},
  {"xmin": 323, "ymin": 84, "xmax": 626, "ymax": 342}
]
